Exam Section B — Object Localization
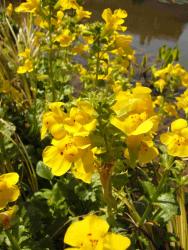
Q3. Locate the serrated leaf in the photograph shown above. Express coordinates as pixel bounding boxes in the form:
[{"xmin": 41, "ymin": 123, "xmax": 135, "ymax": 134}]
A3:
[{"xmin": 36, "ymin": 161, "xmax": 53, "ymax": 180}]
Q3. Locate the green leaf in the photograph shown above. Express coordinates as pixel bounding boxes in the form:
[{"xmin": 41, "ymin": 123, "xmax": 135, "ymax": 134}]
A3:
[
  {"xmin": 155, "ymin": 192, "xmax": 178, "ymax": 222},
  {"xmin": 36, "ymin": 161, "xmax": 53, "ymax": 180},
  {"xmin": 141, "ymin": 181, "xmax": 156, "ymax": 201}
]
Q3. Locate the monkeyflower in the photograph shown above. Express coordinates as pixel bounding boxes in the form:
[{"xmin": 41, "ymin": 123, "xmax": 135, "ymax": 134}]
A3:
[
  {"xmin": 125, "ymin": 135, "xmax": 158, "ymax": 164},
  {"xmin": 54, "ymin": 29, "xmax": 75, "ymax": 48},
  {"xmin": 17, "ymin": 59, "xmax": 33, "ymax": 74},
  {"xmin": 41, "ymin": 102, "xmax": 67, "ymax": 140},
  {"xmin": 111, "ymin": 84, "xmax": 158, "ymax": 136},
  {"xmin": 0, "ymin": 205, "xmax": 18, "ymax": 229},
  {"xmin": 111, "ymin": 112, "xmax": 158, "ymax": 136},
  {"xmin": 176, "ymin": 89, "xmax": 188, "ymax": 114},
  {"xmin": 55, "ymin": 0, "xmax": 79, "ymax": 10},
  {"xmin": 64, "ymin": 214, "xmax": 130, "ymax": 250},
  {"xmin": 15, "ymin": 0, "xmax": 40, "ymax": 14},
  {"xmin": 112, "ymin": 85, "xmax": 154, "ymax": 118},
  {"xmin": 0, "ymin": 173, "xmax": 20, "ymax": 210},
  {"xmin": 17, "ymin": 48, "xmax": 33, "ymax": 74},
  {"xmin": 76, "ymin": 7, "xmax": 92, "ymax": 21},
  {"xmin": 102, "ymin": 8, "xmax": 127, "ymax": 32},
  {"xmin": 41, "ymin": 101, "xmax": 97, "ymax": 139},
  {"xmin": 153, "ymin": 63, "xmax": 188, "ymax": 88},
  {"xmin": 160, "ymin": 119, "xmax": 188, "ymax": 157},
  {"xmin": 43, "ymin": 135, "xmax": 95, "ymax": 183},
  {"xmin": 63, "ymin": 101, "xmax": 97, "ymax": 137}
]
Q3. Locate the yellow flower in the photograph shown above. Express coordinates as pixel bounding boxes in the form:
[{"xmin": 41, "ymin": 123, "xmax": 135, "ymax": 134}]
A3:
[
  {"xmin": 6, "ymin": 3, "xmax": 13, "ymax": 17},
  {"xmin": 55, "ymin": 0, "xmax": 79, "ymax": 10},
  {"xmin": 41, "ymin": 102, "xmax": 66, "ymax": 140},
  {"xmin": 176, "ymin": 89, "xmax": 188, "ymax": 114},
  {"xmin": 17, "ymin": 59, "xmax": 33, "ymax": 74},
  {"xmin": 125, "ymin": 135, "xmax": 158, "ymax": 164},
  {"xmin": 63, "ymin": 101, "xmax": 97, "ymax": 136},
  {"xmin": 64, "ymin": 214, "xmax": 130, "ymax": 250},
  {"xmin": 160, "ymin": 119, "xmax": 188, "ymax": 157},
  {"xmin": 43, "ymin": 135, "xmax": 95, "ymax": 183},
  {"xmin": 56, "ymin": 10, "xmax": 64, "ymax": 24},
  {"xmin": 15, "ymin": 0, "xmax": 40, "ymax": 13},
  {"xmin": 76, "ymin": 7, "xmax": 91, "ymax": 21},
  {"xmin": 112, "ymin": 85, "xmax": 154, "ymax": 117},
  {"xmin": 102, "ymin": 8, "xmax": 127, "ymax": 32},
  {"xmin": 0, "ymin": 173, "xmax": 20, "ymax": 210},
  {"xmin": 34, "ymin": 16, "xmax": 49, "ymax": 28},
  {"xmin": 153, "ymin": 63, "xmax": 188, "ymax": 88},
  {"xmin": 18, "ymin": 48, "xmax": 31, "ymax": 58},
  {"xmin": 0, "ymin": 205, "xmax": 18, "ymax": 229},
  {"xmin": 154, "ymin": 79, "xmax": 167, "ymax": 93},
  {"xmin": 111, "ymin": 33, "xmax": 134, "ymax": 56},
  {"xmin": 54, "ymin": 29, "xmax": 75, "ymax": 47},
  {"xmin": 111, "ymin": 113, "xmax": 158, "ymax": 136}
]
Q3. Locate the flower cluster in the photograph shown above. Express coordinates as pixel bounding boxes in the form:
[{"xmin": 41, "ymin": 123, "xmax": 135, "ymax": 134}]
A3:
[
  {"xmin": 111, "ymin": 83, "xmax": 159, "ymax": 164},
  {"xmin": 153, "ymin": 63, "xmax": 188, "ymax": 92},
  {"xmin": 42, "ymin": 101, "xmax": 97, "ymax": 183}
]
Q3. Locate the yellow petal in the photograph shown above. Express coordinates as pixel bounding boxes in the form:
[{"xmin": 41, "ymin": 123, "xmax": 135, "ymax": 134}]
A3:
[
  {"xmin": 72, "ymin": 158, "xmax": 92, "ymax": 183},
  {"xmin": 160, "ymin": 132, "xmax": 175, "ymax": 146},
  {"xmin": 171, "ymin": 119, "xmax": 187, "ymax": 132},
  {"xmin": 103, "ymin": 232, "xmax": 131, "ymax": 250},
  {"xmin": 43, "ymin": 146, "xmax": 71, "ymax": 175},
  {"xmin": 132, "ymin": 119, "xmax": 153, "ymax": 135},
  {"xmin": 0, "ymin": 172, "xmax": 19, "ymax": 186}
]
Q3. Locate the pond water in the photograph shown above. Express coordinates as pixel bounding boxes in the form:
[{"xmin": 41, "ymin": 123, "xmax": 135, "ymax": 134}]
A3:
[{"xmin": 85, "ymin": 0, "xmax": 188, "ymax": 68}]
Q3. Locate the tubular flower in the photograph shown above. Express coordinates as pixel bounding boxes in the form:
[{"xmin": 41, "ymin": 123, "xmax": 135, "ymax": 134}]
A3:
[
  {"xmin": 76, "ymin": 7, "xmax": 92, "ymax": 21},
  {"xmin": 55, "ymin": 0, "xmax": 79, "ymax": 10},
  {"xmin": 153, "ymin": 63, "xmax": 188, "ymax": 90},
  {"xmin": 17, "ymin": 48, "xmax": 33, "ymax": 74},
  {"xmin": 63, "ymin": 101, "xmax": 97, "ymax": 137},
  {"xmin": 54, "ymin": 29, "xmax": 75, "ymax": 47},
  {"xmin": 111, "ymin": 84, "xmax": 159, "ymax": 136},
  {"xmin": 41, "ymin": 102, "xmax": 67, "ymax": 140},
  {"xmin": 154, "ymin": 79, "xmax": 167, "ymax": 93},
  {"xmin": 43, "ymin": 135, "xmax": 95, "ymax": 183},
  {"xmin": 111, "ymin": 113, "xmax": 158, "ymax": 136},
  {"xmin": 125, "ymin": 135, "xmax": 158, "ymax": 164},
  {"xmin": 111, "ymin": 33, "xmax": 134, "ymax": 57},
  {"xmin": 112, "ymin": 85, "xmax": 154, "ymax": 117},
  {"xmin": 17, "ymin": 59, "xmax": 33, "ymax": 74},
  {"xmin": 41, "ymin": 101, "xmax": 97, "ymax": 139},
  {"xmin": 102, "ymin": 8, "xmax": 127, "ymax": 32},
  {"xmin": 176, "ymin": 89, "xmax": 188, "ymax": 114},
  {"xmin": 0, "ymin": 205, "xmax": 18, "ymax": 229},
  {"xmin": 0, "ymin": 173, "xmax": 20, "ymax": 210},
  {"xmin": 160, "ymin": 119, "xmax": 188, "ymax": 157},
  {"xmin": 15, "ymin": 0, "xmax": 40, "ymax": 13},
  {"xmin": 64, "ymin": 214, "xmax": 131, "ymax": 250}
]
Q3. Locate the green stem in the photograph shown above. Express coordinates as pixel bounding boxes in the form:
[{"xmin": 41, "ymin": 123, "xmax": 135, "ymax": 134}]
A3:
[
  {"xmin": 176, "ymin": 186, "xmax": 188, "ymax": 250},
  {"xmin": 5, "ymin": 230, "xmax": 21, "ymax": 250},
  {"xmin": 95, "ymin": 36, "xmax": 100, "ymax": 89}
]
